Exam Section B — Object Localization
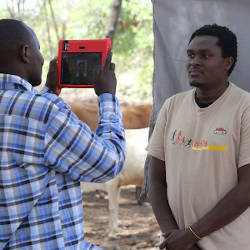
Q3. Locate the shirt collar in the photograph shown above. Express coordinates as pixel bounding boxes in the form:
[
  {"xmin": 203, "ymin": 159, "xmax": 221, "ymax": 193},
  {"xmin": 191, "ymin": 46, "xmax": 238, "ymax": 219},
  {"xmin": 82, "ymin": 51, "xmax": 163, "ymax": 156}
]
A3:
[{"xmin": 0, "ymin": 73, "xmax": 38, "ymax": 94}]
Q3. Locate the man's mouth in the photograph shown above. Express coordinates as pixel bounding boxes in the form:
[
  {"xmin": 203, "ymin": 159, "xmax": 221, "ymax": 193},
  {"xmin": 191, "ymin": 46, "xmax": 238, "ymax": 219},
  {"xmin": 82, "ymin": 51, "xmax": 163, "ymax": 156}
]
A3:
[{"xmin": 189, "ymin": 69, "xmax": 203, "ymax": 77}]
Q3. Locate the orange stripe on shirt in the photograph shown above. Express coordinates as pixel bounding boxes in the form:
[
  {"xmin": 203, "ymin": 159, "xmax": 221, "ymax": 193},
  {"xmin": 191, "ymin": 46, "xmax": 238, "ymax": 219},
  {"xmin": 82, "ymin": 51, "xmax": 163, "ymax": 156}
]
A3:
[{"xmin": 192, "ymin": 145, "xmax": 228, "ymax": 151}]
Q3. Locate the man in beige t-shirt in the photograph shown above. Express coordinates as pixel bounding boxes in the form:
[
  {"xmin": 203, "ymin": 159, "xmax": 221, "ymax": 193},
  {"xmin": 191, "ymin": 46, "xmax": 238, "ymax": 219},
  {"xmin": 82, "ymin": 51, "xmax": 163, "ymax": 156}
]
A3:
[{"xmin": 148, "ymin": 24, "xmax": 250, "ymax": 250}]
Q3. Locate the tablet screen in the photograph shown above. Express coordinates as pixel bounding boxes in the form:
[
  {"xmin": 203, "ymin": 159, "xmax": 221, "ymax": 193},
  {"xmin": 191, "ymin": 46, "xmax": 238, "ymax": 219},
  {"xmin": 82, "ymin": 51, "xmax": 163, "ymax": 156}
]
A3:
[{"xmin": 61, "ymin": 52, "xmax": 102, "ymax": 85}]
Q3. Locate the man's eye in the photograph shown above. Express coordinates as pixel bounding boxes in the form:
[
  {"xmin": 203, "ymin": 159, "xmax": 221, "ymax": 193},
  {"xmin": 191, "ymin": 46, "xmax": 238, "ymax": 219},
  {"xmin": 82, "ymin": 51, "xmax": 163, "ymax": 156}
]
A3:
[
  {"xmin": 201, "ymin": 53, "xmax": 209, "ymax": 59},
  {"xmin": 187, "ymin": 54, "xmax": 195, "ymax": 59}
]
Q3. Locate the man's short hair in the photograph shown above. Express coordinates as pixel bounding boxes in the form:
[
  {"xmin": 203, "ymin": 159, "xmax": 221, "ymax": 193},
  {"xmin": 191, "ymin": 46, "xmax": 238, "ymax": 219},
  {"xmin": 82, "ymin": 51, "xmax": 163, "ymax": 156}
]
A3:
[
  {"xmin": 189, "ymin": 24, "xmax": 237, "ymax": 76},
  {"xmin": 0, "ymin": 19, "xmax": 31, "ymax": 49}
]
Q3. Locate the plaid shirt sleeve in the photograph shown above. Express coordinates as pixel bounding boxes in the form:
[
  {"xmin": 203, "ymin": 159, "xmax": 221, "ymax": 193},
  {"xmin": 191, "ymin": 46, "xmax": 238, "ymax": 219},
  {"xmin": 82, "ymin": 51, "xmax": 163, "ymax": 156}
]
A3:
[
  {"xmin": 42, "ymin": 89, "xmax": 126, "ymax": 183},
  {"xmin": 40, "ymin": 86, "xmax": 72, "ymax": 111}
]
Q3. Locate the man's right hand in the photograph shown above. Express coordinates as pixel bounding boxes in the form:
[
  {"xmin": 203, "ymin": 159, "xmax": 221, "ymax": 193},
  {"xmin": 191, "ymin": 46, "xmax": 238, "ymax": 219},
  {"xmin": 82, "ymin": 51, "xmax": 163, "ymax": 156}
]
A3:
[
  {"xmin": 94, "ymin": 51, "xmax": 117, "ymax": 96},
  {"xmin": 45, "ymin": 57, "xmax": 61, "ymax": 96}
]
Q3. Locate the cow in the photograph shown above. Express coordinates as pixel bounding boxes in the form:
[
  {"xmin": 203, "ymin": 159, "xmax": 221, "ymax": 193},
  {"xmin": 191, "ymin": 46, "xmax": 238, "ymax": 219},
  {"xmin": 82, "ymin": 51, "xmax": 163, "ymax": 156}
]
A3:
[
  {"xmin": 68, "ymin": 101, "xmax": 152, "ymax": 131},
  {"xmin": 81, "ymin": 128, "xmax": 149, "ymax": 238}
]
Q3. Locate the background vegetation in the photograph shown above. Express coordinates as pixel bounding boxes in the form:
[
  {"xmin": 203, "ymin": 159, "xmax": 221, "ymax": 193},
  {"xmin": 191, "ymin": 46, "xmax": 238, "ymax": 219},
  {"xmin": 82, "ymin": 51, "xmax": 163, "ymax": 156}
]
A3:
[{"xmin": 0, "ymin": 0, "xmax": 153, "ymax": 102}]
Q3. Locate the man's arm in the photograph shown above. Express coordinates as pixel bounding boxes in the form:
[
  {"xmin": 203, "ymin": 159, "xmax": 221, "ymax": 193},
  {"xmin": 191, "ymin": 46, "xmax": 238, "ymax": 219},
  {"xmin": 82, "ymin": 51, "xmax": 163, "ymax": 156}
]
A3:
[
  {"xmin": 148, "ymin": 156, "xmax": 178, "ymax": 232},
  {"xmin": 148, "ymin": 157, "xmax": 201, "ymax": 249},
  {"xmin": 43, "ymin": 53, "xmax": 126, "ymax": 183},
  {"xmin": 160, "ymin": 164, "xmax": 250, "ymax": 250}
]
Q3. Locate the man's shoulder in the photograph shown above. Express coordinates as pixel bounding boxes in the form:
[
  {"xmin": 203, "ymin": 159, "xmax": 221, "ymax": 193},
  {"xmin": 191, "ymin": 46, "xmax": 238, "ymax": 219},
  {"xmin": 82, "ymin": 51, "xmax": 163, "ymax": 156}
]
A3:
[
  {"xmin": 159, "ymin": 89, "xmax": 193, "ymax": 115},
  {"xmin": 172, "ymin": 89, "xmax": 193, "ymax": 99},
  {"xmin": 230, "ymin": 83, "xmax": 250, "ymax": 105},
  {"xmin": 166, "ymin": 89, "xmax": 193, "ymax": 106},
  {"xmin": 4, "ymin": 90, "xmax": 60, "ymax": 123},
  {"xmin": 23, "ymin": 91, "xmax": 59, "ymax": 110},
  {"xmin": 27, "ymin": 93, "xmax": 64, "ymax": 124},
  {"xmin": 41, "ymin": 91, "xmax": 71, "ymax": 110}
]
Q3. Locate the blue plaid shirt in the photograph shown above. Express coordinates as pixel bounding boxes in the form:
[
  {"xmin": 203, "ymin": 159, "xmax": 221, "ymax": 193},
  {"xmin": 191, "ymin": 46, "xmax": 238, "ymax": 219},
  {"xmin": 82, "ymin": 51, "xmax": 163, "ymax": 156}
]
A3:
[{"xmin": 0, "ymin": 74, "xmax": 126, "ymax": 249}]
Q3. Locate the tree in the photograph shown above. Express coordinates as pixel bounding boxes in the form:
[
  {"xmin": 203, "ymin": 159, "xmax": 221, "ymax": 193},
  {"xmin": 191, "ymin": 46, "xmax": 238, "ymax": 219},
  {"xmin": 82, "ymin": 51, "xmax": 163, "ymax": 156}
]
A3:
[
  {"xmin": 0, "ymin": 0, "xmax": 153, "ymax": 101},
  {"xmin": 6, "ymin": 0, "xmax": 26, "ymax": 18},
  {"xmin": 105, "ymin": 0, "xmax": 122, "ymax": 44}
]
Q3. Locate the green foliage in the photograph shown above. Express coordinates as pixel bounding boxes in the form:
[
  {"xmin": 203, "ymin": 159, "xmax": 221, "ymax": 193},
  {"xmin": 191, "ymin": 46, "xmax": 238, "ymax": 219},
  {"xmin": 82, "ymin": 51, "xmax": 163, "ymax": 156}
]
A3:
[
  {"xmin": 0, "ymin": 0, "xmax": 153, "ymax": 102},
  {"xmin": 112, "ymin": 0, "xmax": 153, "ymax": 102}
]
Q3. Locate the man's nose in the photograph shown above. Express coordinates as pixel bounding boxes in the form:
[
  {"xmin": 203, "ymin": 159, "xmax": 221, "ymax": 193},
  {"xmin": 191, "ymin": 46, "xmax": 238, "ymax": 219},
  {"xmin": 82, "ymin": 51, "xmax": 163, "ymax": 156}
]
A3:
[{"xmin": 189, "ymin": 55, "xmax": 201, "ymax": 65}]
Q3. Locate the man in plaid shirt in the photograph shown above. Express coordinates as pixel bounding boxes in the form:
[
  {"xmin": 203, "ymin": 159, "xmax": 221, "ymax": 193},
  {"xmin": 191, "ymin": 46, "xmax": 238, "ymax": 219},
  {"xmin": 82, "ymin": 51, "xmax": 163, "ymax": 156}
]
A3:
[{"xmin": 0, "ymin": 19, "xmax": 126, "ymax": 249}]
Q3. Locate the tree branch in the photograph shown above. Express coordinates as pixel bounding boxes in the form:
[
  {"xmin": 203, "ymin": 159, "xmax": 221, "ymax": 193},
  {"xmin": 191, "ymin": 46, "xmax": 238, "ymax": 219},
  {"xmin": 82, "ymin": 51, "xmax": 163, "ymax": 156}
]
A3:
[
  {"xmin": 43, "ymin": 0, "xmax": 53, "ymax": 57},
  {"xmin": 48, "ymin": 0, "xmax": 60, "ymax": 41},
  {"xmin": 105, "ymin": 0, "xmax": 122, "ymax": 44}
]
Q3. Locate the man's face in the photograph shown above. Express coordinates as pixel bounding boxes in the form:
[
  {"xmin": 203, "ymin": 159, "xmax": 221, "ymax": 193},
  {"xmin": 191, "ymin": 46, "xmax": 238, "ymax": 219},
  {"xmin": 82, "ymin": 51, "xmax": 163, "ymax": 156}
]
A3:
[
  {"xmin": 27, "ymin": 29, "xmax": 44, "ymax": 86},
  {"xmin": 186, "ymin": 35, "xmax": 231, "ymax": 89},
  {"xmin": 78, "ymin": 63, "xmax": 85, "ymax": 74}
]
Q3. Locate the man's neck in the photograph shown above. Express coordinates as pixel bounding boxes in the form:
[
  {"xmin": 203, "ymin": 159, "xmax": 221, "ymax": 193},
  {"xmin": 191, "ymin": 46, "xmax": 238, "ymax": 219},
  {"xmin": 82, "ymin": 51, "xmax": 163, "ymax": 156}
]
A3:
[{"xmin": 195, "ymin": 82, "xmax": 229, "ymax": 104}]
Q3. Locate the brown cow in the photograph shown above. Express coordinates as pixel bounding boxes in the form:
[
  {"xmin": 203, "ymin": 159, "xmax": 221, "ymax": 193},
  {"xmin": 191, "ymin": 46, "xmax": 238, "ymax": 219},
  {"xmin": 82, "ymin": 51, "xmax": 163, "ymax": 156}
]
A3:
[{"xmin": 68, "ymin": 102, "xmax": 152, "ymax": 130}]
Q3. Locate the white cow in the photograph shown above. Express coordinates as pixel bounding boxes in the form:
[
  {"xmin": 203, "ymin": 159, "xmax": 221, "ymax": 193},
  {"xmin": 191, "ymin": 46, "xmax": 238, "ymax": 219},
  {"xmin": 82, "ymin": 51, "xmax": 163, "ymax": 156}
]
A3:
[{"xmin": 81, "ymin": 128, "xmax": 148, "ymax": 238}]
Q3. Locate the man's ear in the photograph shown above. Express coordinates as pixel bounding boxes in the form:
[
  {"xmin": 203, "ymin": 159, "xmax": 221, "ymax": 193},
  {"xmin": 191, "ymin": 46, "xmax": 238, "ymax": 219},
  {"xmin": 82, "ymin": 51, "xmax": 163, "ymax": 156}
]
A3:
[
  {"xmin": 19, "ymin": 44, "xmax": 30, "ymax": 63},
  {"xmin": 224, "ymin": 56, "xmax": 234, "ymax": 73}
]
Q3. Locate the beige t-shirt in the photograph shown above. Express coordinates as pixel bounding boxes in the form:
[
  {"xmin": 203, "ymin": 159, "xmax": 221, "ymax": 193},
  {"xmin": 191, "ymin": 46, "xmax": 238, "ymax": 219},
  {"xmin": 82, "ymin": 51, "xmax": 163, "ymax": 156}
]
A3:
[{"xmin": 147, "ymin": 83, "xmax": 250, "ymax": 250}]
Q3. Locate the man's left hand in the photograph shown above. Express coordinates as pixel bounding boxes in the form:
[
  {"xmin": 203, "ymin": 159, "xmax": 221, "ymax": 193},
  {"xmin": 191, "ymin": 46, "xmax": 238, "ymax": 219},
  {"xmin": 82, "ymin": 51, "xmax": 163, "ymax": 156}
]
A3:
[
  {"xmin": 159, "ymin": 229, "xmax": 197, "ymax": 250},
  {"xmin": 45, "ymin": 57, "xmax": 61, "ymax": 96}
]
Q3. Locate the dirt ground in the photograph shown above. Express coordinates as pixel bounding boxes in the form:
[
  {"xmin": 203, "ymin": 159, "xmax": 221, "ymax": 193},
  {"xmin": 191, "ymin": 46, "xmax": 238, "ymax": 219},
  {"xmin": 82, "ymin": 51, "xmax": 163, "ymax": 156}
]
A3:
[{"xmin": 82, "ymin": 186, "xmax": 161, "ymax": 250}]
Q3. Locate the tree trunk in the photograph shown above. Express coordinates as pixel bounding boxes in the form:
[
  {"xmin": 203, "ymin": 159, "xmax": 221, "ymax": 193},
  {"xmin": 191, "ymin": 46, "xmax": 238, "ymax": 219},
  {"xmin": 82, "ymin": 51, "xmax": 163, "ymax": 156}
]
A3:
[
  {"xmin": 7, "ymin": 0, "xmax": 16, "ymax": 18},
  {"xmin": 48, "ymin": 0, "xmax": 60, "ymax": 41},
  {"xmin": 61, "ymin": 21, "xmax": 67, "ymax": 40},
  {"xmin": 43, "ymin": 0, "xmax": 53, "ymax": 57},
  {"xmin": 105, "ymin": 0, "xmax": 122, "ymax": 44},
  {"xmin": 6, "ymin": 0, "xmax": 26, "ymax": 19}
]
